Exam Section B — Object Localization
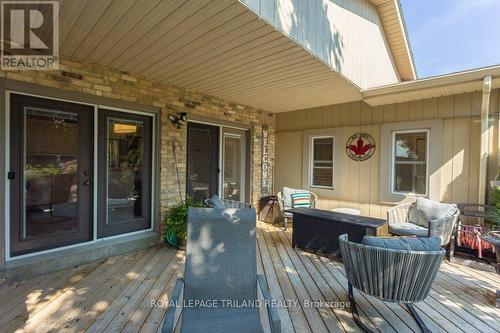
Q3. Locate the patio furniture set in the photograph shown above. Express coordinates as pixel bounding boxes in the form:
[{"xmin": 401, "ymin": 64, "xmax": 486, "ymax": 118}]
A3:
[
  {"xmin": 161, "ymin": 188, "xmax": 473, "ymax": 333},
  {"xmin": 279, "ymin": 187, "xmax": 459, "ymax": 256},
  {"xmin": 165, "ymin": 189, "xmax": 490, "ymax": 332}
]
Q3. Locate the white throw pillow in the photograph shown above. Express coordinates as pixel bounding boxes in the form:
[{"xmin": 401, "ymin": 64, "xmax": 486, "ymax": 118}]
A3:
[{"xmin": 409, "ymin": 197, "xmax": 457, "ymax": 228}]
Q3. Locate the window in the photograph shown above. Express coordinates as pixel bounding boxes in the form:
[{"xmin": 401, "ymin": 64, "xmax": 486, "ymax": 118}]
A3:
[
  {"xmin": 392, "ymin": 130, "xmax": 428, "ymax": 195},
  {"xmin": 380, "ymin": 120, "xmax": 442, "ymax": 203},
  {"xmin": 302, "ymin": 128, "xmax": 342, "ymax": 197},
  {"xmin": 311, "ymin": 137, "xmax": 334, "ymax": 188}
]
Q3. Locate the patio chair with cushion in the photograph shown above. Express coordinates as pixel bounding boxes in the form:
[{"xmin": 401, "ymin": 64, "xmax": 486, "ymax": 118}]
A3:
[
  {"xmin": 277, "ymin": 187, "xmax": 317, "ymax": 230},
  {"xmin": 387, "ymin": 197, "xmax": 459, "ymax": 259},
  {"xmin": 162, "ymin": 207, "xmax": 281, "ymax": 333},
  {"xmin": 340, "ymin": 234, "xmax": 445, "ymax": 333}
]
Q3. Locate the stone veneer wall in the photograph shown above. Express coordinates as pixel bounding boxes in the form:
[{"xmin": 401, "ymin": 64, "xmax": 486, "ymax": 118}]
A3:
[{"xmin": 1, "ymin": 59, "xmax": 275, "ymax": 235}]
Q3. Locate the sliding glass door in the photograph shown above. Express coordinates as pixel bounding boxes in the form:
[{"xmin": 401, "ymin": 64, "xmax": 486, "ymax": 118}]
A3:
[
  {"xmin": 186, "ymin": 122, "xmax": 220, "ymax": 201},
  {"xmin": 222, "ymin": 128, "xmax": 246, "ymax": 201},
  {"xmin": 97, "ymin": 109, "xmax": 153, "ymax": 237},
  {"xmin": 9, "ymin": 94, "xmax": 94, "ymax": 256},
  {"xmin": 8, "ymin": 95, "xmax": 155, "ymax": 257},
  {"xmin": 186, "ymin": 122, "xmax": 248, "ymax": 203}
]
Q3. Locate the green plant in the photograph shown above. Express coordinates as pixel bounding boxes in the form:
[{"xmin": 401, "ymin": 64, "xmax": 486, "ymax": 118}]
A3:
[
  {"xmin": 164, "ymin": 196, "xmax": 204, "ymax": 240},
  {"xmin": 25, "ymin": 164, "xmax": 61, "ymax": 180},
  {"xmin": 485, "ymin": 186, "xmax": 500, "ymax": 229}
]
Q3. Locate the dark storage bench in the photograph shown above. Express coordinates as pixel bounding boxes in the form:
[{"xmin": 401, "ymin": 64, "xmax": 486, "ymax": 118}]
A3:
[{"xmin": 287, "ymin": 208, "xmax": 389, "ymax": 256}]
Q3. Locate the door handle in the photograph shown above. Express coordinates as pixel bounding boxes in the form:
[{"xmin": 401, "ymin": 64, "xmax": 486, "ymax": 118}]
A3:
[{"xmin": 83, "ymin": 180, "xmax": 91, "ymax": 186}]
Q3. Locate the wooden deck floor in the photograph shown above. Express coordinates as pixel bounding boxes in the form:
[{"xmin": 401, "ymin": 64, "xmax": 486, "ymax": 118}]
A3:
[{"xmin": 1, "ymin": 221, "xmax": 499, "ymax": 333}]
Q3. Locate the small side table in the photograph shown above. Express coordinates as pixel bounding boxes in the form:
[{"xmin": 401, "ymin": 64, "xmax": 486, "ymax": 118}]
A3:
[{"xmin": 258, "ymin": 196, "xmax": 282, "ymax": 224}]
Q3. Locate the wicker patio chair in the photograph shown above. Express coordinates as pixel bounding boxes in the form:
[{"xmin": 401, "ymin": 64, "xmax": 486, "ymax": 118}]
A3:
[
  {"xmin": 162, "ymin": 207, "xmax": 281, "ymax": 333},
  {"xmin": 277, "ymin": 187, "xmax": 317, "ymax": 230},
  {"xmin": 387, "ymin": 201, "xmax": 459, "ymax": 260},
  {"xmin": 339, "ymin": 234, "xmax": 445, "ymax": 333}
]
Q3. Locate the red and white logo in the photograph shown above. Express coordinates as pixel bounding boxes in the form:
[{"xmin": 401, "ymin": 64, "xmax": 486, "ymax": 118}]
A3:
[{"xmin": 346, "ymin": 133, "xmax": 375, "ymax": 161}]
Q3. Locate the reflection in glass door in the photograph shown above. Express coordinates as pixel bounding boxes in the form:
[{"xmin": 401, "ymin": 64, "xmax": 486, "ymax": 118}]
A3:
[
  {"xmin": 222, "ymin": 129, "xmax": 246, "ymax": 201},
  {"xmin": 97, "ymin": 110, "xmax": 152, "ymax": 237},
  {"xmin": 186, "ymin": 122, "xmax": 220, "ymax": 201},
  {"xmin": 9, "ymin": 94, "xmax": 94, "ymax": 256}
]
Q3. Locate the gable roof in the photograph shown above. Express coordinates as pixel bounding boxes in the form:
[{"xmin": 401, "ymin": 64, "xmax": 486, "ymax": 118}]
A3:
[{"xmin": 370, "ymin": 0, "xmax": 417, "ymax": 81}]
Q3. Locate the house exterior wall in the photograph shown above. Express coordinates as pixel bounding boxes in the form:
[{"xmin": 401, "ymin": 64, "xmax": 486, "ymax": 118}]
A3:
[
  {"xmin": 275, "ymin": 90, "xmax": 500, "ymax": 219},
  {"xmin": 0, "ymin": 59, "xmax": 275, "ymax": 263},
  {"xmin": 241, "ymin": 0, "xmax": 400, "ymax": 88}
]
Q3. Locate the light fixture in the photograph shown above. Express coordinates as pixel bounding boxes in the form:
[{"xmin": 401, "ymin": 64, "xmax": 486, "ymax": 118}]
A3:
[
  {"xmin": 113, "ymin": 123, "xmax": 137, "ymax": 134},
  {"xmin": 169, "ymin": 112, "xmax": 188, "ymax": 129},
  {"xmin": 179, "ymin": 112, "xmax": 187, "ymax": 122}
]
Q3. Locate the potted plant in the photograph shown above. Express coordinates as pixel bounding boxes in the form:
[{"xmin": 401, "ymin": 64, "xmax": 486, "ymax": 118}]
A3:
[
  {"xmin": 164, "ymin": 196, "xmax": 203, "ymax": 251},
  {"xmin": 484, "ymin": 186, "xmax": 500, "ymax": 274}
]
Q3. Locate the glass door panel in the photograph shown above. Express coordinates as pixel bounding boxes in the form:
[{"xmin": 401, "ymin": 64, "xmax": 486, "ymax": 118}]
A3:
[
  {"xmin": 186, "ymin": 122, "xmax": 219, "ymax": 201},
  {"xmin": 107, "ymin": 119, "xmax": 144, "ymax": 224},
  {"xmin": 25, "ymin": 109, "xmax": 79, "ymax": 238},
  {"xmin": 9, "ymin": 94, "xmax": 93, "ymax": 256},
  {"xmin": 222, "ymin": 129, "xmax": 246, "ymax": 202},
  {"xmin": 97, "ymin": 110, "xmax": 152, "ymax": 237}
]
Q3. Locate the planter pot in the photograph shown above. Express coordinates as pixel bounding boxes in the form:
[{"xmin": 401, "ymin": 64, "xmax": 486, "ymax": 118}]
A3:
[
  {"xmin": 177, "ymin": 238, "xmax": 186, "ymax": 251},
  {"xmin": 165, "ymin": 229, "xmax": 186, "ymax": 251},
  {"xmin": 482, "ymin": 231, "xmax": 500, "ymax": 274}
]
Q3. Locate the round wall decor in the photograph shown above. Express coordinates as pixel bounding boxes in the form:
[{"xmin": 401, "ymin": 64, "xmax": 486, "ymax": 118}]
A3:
[{"xmin": 346, "ymin": 133, "xmax": 376, "ymax": 161}]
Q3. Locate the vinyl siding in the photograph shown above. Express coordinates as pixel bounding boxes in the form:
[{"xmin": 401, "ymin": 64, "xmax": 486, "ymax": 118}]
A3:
[
  {"xmin": 275, "ymin": 90, "xmax": 500, "ymax": 219},
  {"xmin": 241, "ymin": 0, "xmax": 400, "ymax": 88}
]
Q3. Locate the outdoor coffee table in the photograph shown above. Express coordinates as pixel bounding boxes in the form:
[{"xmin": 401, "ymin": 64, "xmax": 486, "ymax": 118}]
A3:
[{"xmin": 287, "ymin": 208, "xmax": 389, "ymax": 256}]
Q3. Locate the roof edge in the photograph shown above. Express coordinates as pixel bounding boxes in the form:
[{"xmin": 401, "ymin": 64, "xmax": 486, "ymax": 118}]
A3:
[
  {"xmin": 361, "ymin": 65, "xmax": 500, "ymax": 106},
  {"xmin": 395, "ymin": 0, "xmax": 417, "ymax": 79},
  {"xmin": 370, "ymin": 0, "xmax": 417, "ymax": 81}
]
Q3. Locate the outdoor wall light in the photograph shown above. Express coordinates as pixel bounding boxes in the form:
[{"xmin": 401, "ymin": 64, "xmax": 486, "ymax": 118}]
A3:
[{"xmin": 168, "ymin": 112, "xmax": 187, "ymax": 129}]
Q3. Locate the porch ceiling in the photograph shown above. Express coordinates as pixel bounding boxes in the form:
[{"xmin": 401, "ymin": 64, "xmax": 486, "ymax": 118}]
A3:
[{"xmin": 58, "ymin": 0, "xmax": 362, "ymax": 113}]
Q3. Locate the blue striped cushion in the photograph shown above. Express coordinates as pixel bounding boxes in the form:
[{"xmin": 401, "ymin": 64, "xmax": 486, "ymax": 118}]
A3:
[{"xmin": 290, "ymin": 192, "xmax": 311, "ymax": 208}]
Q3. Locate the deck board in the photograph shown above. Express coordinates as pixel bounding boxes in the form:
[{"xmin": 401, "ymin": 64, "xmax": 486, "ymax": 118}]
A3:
[{"xmin": 1, "ymin": 222, "xmax": 499, "ymax": 333}]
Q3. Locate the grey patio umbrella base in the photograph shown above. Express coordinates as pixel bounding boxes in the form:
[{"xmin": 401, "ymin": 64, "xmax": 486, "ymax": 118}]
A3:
[{"xmin": 348, "ymin": 282, "xmax": 431, "ymax": 333}]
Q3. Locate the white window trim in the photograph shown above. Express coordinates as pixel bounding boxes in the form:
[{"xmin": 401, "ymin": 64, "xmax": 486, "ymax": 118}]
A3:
[
  {"xmin": 380, "ymin": 119, "xmax": 443, "ymax": 204},
  {"xmin": 303, "ymin": 128, "xmax": 343, "ymax": 198},
  {"xmin": 390, "ymin": 129, "xmax": 430, "ymax": 197},
  {"xmin": 310, "ymin": 135, "xmax": 334, "ymax": 189}
]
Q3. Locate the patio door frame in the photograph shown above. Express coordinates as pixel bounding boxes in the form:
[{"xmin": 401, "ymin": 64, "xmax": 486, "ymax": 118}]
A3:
[
  {"xmin": 97, "ymin": 109, "xmax": 153, "ymax": 238},
  {"xmin": 187, "ymin": 118, "xmax": 251, "ymax": 203},
  {"xmin": 221, "ymin": 128, "xmax": 247, "ymax": 202},
  {"xmin": 8, "ymin": 93, "xmax": 95, "ymax": 256},
  {"xmin": 2, "ymin": 83, "xmax": 158, "ymax": 261}
]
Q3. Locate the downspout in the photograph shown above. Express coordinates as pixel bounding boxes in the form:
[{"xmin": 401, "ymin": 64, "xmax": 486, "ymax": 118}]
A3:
[{"xmin": 479, "ymin": 76, "xmax": 492, "ymax": 205}]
